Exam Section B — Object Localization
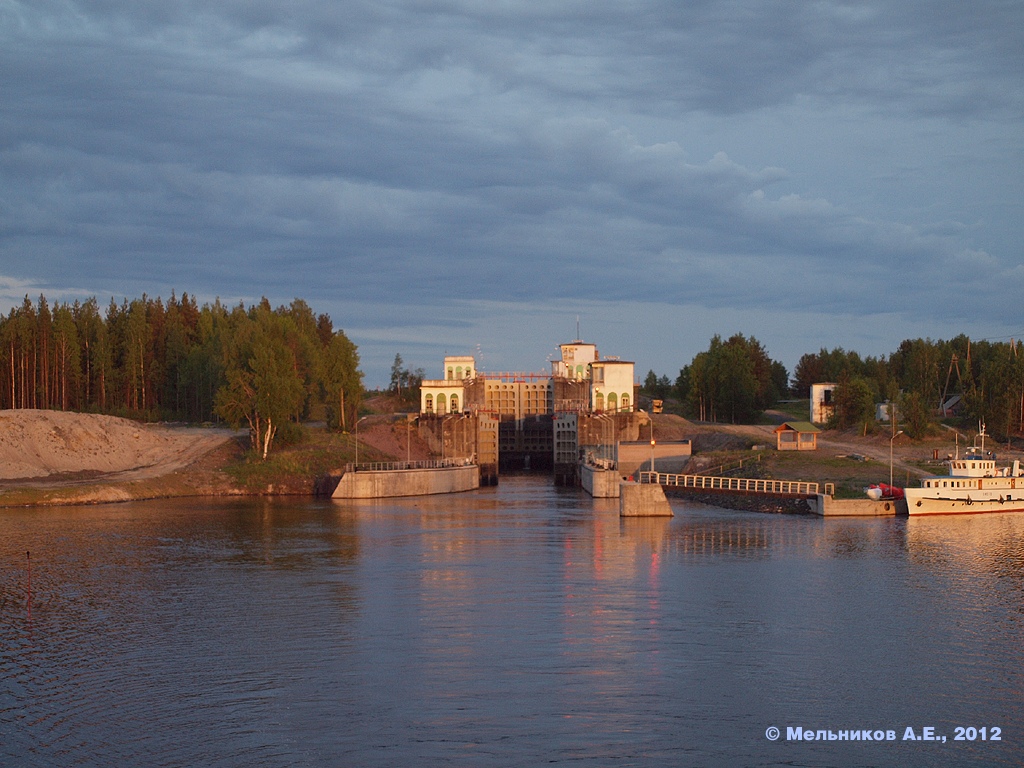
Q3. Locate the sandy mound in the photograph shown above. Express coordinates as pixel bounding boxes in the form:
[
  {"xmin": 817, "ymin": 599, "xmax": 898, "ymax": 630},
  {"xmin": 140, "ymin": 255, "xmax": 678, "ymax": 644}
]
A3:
[
  {"xmin": 0, "ymin": 410, "xmax": 232, "ymax": 481},
  {"xmin": 359, "ymin": 420, "xmax": 434, "ymax": 462}
]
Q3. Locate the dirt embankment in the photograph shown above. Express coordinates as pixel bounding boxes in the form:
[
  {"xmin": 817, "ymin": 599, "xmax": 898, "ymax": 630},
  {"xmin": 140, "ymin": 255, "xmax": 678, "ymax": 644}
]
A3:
[
  {"xmin": 0, "ymin": 410, "xmax": 239, "ymax": 506},
  {"xmin": 0, "ymin": 409, "xmax": 434, "ymax": 507}
]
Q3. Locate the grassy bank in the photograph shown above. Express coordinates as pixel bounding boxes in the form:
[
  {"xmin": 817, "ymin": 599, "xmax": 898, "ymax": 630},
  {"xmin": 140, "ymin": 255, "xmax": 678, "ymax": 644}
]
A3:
[{"xmin": 223, "ymin": 426, "xmax": 394, "ymax": 494}]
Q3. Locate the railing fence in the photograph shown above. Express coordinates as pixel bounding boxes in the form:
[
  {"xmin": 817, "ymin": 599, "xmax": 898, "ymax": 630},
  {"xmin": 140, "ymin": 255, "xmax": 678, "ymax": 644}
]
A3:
[
  {"xmin": 345, "ymin": 458, "xmax": 475, "ymax": 474},
  {"xmin": 640, "ymin": 471, "xmax": 824, "ymax": 496}
]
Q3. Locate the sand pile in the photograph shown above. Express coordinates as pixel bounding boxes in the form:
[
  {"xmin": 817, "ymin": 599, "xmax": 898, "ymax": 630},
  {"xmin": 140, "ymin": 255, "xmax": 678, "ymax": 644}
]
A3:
[{"xmin": 0, "ymin": 409, "xmax": 230, "ymax": 480}]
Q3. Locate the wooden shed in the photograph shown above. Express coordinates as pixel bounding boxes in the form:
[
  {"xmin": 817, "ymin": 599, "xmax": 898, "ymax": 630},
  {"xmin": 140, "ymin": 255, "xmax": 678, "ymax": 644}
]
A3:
[{"xmin": 775, "ymin": 421, "xmax": 821, "ymax": 451}]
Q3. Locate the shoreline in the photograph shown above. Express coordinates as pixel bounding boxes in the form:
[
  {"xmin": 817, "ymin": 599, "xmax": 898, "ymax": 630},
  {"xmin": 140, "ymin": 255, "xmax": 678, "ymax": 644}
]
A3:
[
  {"xmin": 3, "ymin": 409, "xmax": 1019, "ymax": 509},
  {"xmin": 0, "ymin": 410, "xmax": 421, "ymax": 508}
]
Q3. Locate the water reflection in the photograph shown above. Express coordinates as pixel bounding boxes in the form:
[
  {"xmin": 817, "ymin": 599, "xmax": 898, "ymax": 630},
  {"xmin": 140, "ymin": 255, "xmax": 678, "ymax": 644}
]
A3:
[{"xmin": 1, "ymin": 479, "xmax": 1022, "ymax": 767}]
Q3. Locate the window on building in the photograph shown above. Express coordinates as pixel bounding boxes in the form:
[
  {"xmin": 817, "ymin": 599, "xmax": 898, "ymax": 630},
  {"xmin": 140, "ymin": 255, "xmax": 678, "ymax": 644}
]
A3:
[
  {"xmin": 437, "ymin": 394, "xmax": 447, "ymax": 415},
  {"xmin": 447, "ymin": 367, "xmax": 453, "ymax": 380},
  {"xmin": 451, "ymin": 394, "xmax": 459, "ymax": 412},
  {"xmin": 607, "ymin": 392, "xmax": 617, "ymax": 412},
  {"xmin": 595, "ymin": 392, "xmax": 604, "ymax": 411},
  {"xmin": 621, "ymin": 393, "xmax": 630, "ymax": 410},
  {"xmin": 425, "ymin": 394, "xmax": 433, "ymax": 413}
]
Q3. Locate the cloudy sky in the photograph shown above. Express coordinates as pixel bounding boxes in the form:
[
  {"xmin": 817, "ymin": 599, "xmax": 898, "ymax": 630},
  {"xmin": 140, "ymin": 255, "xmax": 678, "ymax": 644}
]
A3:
[{"xmin": 3, "ymin": 1, "xmax": 1022, "ymax": 386}]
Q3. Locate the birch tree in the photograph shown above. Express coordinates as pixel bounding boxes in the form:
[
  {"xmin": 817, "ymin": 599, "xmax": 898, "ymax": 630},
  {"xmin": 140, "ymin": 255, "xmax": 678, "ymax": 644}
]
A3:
[{"xmin": 215, "ymin": 317, "xmax": 304, "ymax": 459}]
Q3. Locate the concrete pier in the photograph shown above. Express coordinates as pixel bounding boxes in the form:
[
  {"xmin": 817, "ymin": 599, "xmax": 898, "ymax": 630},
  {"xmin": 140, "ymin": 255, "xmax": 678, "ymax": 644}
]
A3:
[
  {"xmin": 332, "ymin": 463, "xmax": 479, "ymax": 499},
  {"xmin": 581, "ymin": 463, "xmax": 623, "ymax": 498},
  {"xmin": 619, "ymin": 482, "xmax": 674, "ymax": 517},
  {"xmin": 812, "ymin": 495, "xmax": 902, "ymax": 517}
]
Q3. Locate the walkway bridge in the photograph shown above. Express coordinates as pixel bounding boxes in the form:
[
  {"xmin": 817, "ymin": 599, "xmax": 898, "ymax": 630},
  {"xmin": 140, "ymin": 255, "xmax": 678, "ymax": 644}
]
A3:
[{"xmin": 638, "ymin": 471, "xmax": 835, "ymax": 515}]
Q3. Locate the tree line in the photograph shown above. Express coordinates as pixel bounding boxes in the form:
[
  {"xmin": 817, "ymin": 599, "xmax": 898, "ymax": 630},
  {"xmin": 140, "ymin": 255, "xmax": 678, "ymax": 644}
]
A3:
[
  {"xmin": 0, "ymin": 293, "xmax": 363, "ymax": 457},
  {"xmin": 647, "ymin": 333, "xmax": 1024, "ymax": 440},
  {"xmin": 792, "ymin": 336, "xmax": 1024, "ymax": 439}
]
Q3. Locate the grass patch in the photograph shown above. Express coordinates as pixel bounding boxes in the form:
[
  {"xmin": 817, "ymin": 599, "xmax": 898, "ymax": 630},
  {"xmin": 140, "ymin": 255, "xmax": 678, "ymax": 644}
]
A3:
[
  {"xmin": 762, "ymin": 449, "xmax": 918, "ymax": 498},
  {"xmin": 773, "ymin": 400, "xmax": 810, "ymax": 420},
  {"xmin": 223, "ymin": 425, "xmax": 393, "ymax": 491}
]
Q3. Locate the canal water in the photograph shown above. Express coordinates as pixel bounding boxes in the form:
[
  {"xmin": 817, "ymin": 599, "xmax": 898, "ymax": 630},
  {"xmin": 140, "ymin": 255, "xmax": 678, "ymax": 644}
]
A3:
[{"xmin": 1, "ymin": 477, "xmax": 1021, "ymax": 767}]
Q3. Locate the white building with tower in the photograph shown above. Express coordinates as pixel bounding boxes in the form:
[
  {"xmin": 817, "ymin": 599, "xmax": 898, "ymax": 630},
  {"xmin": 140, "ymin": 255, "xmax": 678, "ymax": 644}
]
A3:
[{"xmin": 419, "ymin": 340, "xmax": 635, "ymax": 416}]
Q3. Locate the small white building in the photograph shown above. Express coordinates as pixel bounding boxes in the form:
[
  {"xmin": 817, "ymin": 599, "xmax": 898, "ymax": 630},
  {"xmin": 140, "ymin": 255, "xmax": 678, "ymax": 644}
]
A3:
[
  {"xmin": 443, "ymin": 356, "xmax": 475, "ymax": 380},
  {"xmin": 552, "ymin": 341, "xmax": 598, "ymax": 380},
  {"xmin": 591, "ymin": 359, "xmax": 635, "ymax": 413},
  {"xmin": 876, "ymin": 402, "xmax": 899, "ymax": 423},
  {"xmin": 420, "ymin": 355, "xmax": 475, "ymax": 415},
  {"xmin": 810, "ymin": 382, "xmax": 837, "ymax": 424}
]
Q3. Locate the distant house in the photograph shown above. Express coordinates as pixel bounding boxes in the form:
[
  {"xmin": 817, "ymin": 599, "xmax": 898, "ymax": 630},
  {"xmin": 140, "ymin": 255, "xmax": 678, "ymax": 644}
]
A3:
[
  {"xmin": 876, "ymin": 402, "xmax": 899, "ymax": 423},
  {"xmin": 810, "ymin": 383, "xmax": 837, "ymax": 424},
  {"xmin": 775, "ymin": 422, "xmax": 821, "ymax": 451},
  {"xmin": 939, "ymin": 394, "xmax": 963, "ymax": 417}
]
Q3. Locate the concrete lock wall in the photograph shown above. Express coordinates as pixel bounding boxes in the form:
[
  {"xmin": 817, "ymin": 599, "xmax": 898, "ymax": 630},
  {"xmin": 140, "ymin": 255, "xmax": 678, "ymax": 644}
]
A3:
[
  {"xmin": 619, "ymin": 482, "xmax": 674, "ymax": 517},
  {"xmin": 332, "ymin": 465, "xmax": 480, "ymax": 499},
  {"xmin": 581, "ymin": 463, "xmax": 623, "ymax": 498}
]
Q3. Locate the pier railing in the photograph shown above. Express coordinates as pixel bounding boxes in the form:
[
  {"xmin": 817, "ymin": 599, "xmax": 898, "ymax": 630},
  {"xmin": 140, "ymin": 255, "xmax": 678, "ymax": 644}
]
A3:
[
  {"xmin": 640, "ymin": 471, "xmax": 822, "ymax": 496},
  {"xmin": 345, "ymin": 458, "xmax": 474, "ymax": 474}
]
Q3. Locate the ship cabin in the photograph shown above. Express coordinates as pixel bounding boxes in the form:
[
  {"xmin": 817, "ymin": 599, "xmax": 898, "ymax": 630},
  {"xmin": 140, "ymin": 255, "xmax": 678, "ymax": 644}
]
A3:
[
  {"xmin": 920, "ymin": 455, "xmax": 1023, "ymax": 489},
  {"xmin": 947, "ymin": 456, "xmax": 999, "ymax": 477}
]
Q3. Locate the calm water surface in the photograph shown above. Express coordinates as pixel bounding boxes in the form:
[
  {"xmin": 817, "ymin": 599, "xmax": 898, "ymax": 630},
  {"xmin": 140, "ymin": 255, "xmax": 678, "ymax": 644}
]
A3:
[{"xmin": 2, "ymin": 477, "xmax": 1022, "ymax": 767}]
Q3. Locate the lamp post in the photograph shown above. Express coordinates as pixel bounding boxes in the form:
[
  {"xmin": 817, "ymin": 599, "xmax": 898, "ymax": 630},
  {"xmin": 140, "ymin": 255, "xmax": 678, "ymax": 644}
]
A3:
[
  {"xmin": 890, "ymin": 429, "xmax": 904, "ymax": 487},
  {"xmin": 650, "ymin": 417, "xmax": 656, "ymax": 479},
  {"xmin": 594, "ymin": 412, "xmax": 613, "ymax": 464},
  {"xmin": 354, "ymin": 415, "xmax": 370, "ymax": 468}
]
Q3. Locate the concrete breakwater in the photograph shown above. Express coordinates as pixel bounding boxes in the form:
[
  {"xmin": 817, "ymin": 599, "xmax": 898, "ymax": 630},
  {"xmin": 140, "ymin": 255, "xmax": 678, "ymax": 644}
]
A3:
[
  {"xmin": 329, "ymin": 460, "xmax": 480, "ymax": 499},
  {"xmin": 662, "ymin": 484, "xmax": 818, "ymax": 514},
  {"xmin": 644, "ymin": 470, "xmax": 821, "ymax": 514},
  {"xmin": 580, "ymin": 463, "xmax": 623, "ymax": 498},
  {"xmin": 657, "ymin": 479, "xmax": 898, "ymax": 517}
]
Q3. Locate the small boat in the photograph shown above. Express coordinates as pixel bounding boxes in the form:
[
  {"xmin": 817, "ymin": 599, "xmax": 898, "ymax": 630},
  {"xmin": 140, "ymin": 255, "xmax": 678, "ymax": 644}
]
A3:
[
  {"xmin": 866, "ymin": 483, "xmax": 904, "ymax": 501},
  {"xmin": 903, "ymin": 426, "xmax": 1024, "ymax": 516}
]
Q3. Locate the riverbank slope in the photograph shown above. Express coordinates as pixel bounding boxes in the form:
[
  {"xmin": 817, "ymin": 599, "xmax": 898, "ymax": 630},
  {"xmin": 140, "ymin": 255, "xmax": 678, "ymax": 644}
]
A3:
[
  {"xmin": 0, "ymin": 409, "xmax": 434, "ymax": 507},
  {"xmin": 3, "ymin": 409, "xmax": 1019, "ymax": 507}
]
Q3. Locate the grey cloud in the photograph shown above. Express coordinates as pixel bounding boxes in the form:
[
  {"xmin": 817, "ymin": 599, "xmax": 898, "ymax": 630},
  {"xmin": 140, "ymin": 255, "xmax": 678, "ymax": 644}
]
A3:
[{"xmin": 2, "ymin": 0, "xmax": 1022, "ymax": 385}]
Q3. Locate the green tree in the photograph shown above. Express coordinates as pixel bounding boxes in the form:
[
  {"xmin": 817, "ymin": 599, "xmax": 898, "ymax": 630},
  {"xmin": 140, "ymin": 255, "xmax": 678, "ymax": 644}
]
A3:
[
  {"xmin": 643, "ymin": 369, "xmax": 658, "ymax": 393},
  {"xmin": 73, "ymin": 297, "xmax": 109, "ymax": 410},
  {"xmin": 321, "ymin": 331, "xmax": 363, "ymax": 430},
  {"xmin": 684, "ymin": 334, "xmax": 786, "ymax": 423},
  {"xmin": 215, "ymin": 317, "xmax": 304, "ymax": 459},
  {"xmin": 390, "ymin": 353, "xmax": 407, "ymax": 395},
  {"xmin": 388, "ymin": 353, "xmax": 423, "ymax": 406},
  {"xmin": 830, "ymin": 374, "xmax": 877, "ymax": 431},
  {"xmin": 674, "ymin": 366, "xmax": 691, "ymax": 405},
  {"xmin": 52, "ymin": 303, "xmax": 81, "ymax": 410},
  {"xmin": 899, "ymin": 390, "xmax": 931, "ymax": 438}
]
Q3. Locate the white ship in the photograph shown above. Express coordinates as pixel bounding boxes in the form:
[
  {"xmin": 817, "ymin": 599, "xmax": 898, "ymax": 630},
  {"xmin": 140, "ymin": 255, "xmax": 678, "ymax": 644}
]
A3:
[{"xmin": 904, "ymin": 428, "xmax": 1024, "ymax": 516}]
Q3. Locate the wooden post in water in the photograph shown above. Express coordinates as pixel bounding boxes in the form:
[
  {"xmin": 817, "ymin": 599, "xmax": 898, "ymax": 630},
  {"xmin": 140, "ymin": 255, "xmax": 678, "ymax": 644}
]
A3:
[{"xmin": 26, "ymin": 551, "xmax": 31, "ymax": 622}]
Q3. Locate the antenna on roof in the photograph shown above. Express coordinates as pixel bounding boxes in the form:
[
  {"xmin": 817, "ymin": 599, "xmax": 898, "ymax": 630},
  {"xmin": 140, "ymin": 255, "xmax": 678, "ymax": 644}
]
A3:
[{"xmin": 576, "ymin": 315, "xmax": 581, "ymax": 343}]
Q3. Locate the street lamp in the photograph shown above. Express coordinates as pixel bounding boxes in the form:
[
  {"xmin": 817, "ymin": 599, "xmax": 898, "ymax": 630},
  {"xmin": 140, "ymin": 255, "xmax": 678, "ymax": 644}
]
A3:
[
  {"xmin": 594, "ymin": 412, "xmax": 614, "ymax": 464},
  {"xmin": 650, "ymin": 417, "xmax": 656, "ymax": 479},
  {"xmin": 890, "ymin": 430, "xmax": 904, "ymax": 487},
  {"xmin": 403, "ymin": 413, "xmax": 416, "ymax": 464},
  {"xmin": 354, "ymin": 415, "xmax": 370, "ymax": 468}
]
